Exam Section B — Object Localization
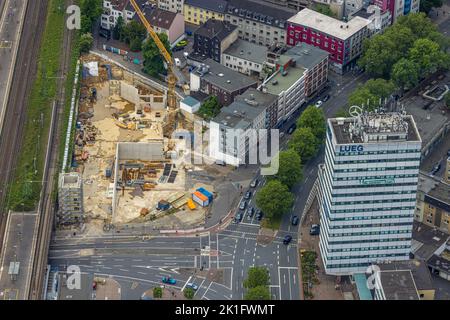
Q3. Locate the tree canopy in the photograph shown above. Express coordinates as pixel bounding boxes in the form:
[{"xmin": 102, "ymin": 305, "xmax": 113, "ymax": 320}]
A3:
[
  {"xmin": 80, "ymin": 0, "xmax": 102, "ymax": 33},
  {"xmin": 244, "ymin": 267, "xmax": 270, "ymax": 289},
  {"xmin": 196, "ymin": 96, "xmax": 221, "ymax": 120},
  {"xmin": 358, "ymin": 13, "xmax": 450, "ymax": 80},
  {"xmin": 288, "ymin": 127, "xmax": 319, "ymax": 162},
  {"xmin": 255, "ymin": 180, "xmax": 294, "ymax": 220},
  {"xmin": 244, "ymin": 286, "xmax": 271, "ymax": 300},
  {"xmin": 348, "ymin": 79, "xmax": 396, "ymax": 110},
  {"xmin": 142, "ymin": 32, "xmax": 172, "ymax": 77},
  {"xmin": 297, "ymin": 105, "xmax": 326, "ymax": 143},
  {"xmin": 79, "ymin": 33, "xmax": 94, "ymax": 54},
  {"xmin": 268, "ymin": 149, "xmax": 303, "ymax": 189},
  {"xmin": 312, "ymin": 4, "xmax": 336, "ymax": 17},
  {"xmin": 122, "ymin": 20, "xmax": 147, "ymax": 51},
  {"xmin": 391, "ymin": 58, "xmax": 420, "ymax": 93}
]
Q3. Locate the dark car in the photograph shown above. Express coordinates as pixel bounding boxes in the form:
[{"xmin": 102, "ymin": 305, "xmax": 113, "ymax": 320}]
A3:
[
  {"xmin": 287, "ymin": 123, "xmax": 297, "ymax": 134},
  {"xmin": 99, "ymin": 28, "xmax": 111, "ymax": 40},
  {"xmin": 239, "ymin": 201, "xmax": 247, "ymax": 210},
  {"xmin": 247, "ymin": 207, "xmax": 255, "ymax": 217},
  {"xmin": 234, "ymin": 212, "xmax": 243, "ymax": 223},
  {"xmin": 291, "ymin": 216, "xmax": 299, "ymax": 226},
  {"xmin": 322, "ymin": 94, "xmax": 330, "ymax": 102},
  {"xmin": 255, "ymin": 209, "xmax": 263, "ymax": 221},
  {"xmin": 283, "ymin": 235, "xmax": 292, "ymax": 245},
  {"xmin": 250, "ymin": 179, "xmax": 258, "ymax": 188},
  {"xmin": 244, "ymin": 191, "xmax": 252, "ymax": 200},
  {"xmin": 309, "ymin": 224, "xmax": 320, "ymax": 235}
]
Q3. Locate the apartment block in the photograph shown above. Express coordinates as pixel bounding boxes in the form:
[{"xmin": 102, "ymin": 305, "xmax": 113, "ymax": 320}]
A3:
[
  {"xmin": 158, "ymin": 0, "xmax": 184, "ymax": 13},
  {"xmin": 57, "ymin": 173, "xmax": 84, "ymax": 227},
  {"xmin": 222, "ymin": 39, "xmax": 268, "ymax": 77},
  {"xmin": 184, "ymin": 0, "xmax": 228, "ymax": 25}
]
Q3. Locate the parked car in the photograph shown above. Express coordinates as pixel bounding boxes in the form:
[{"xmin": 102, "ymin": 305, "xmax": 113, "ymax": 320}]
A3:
[
  {"xmin": 162, "ymin": 276, "xmax": 176, "ymax": 285},
  {"xmin": 239, "ymin": 200, "xmax": 247, "ymax": 210},
  {"xmin": 431, "ymin": 163, "xmax": 441, "ymax": 175},
  {"xmin": 255, "ymin": 209, "xmax": 263, "ymax": 221},
  {"xmin": 291, "ymin": 215, "xmax": 299, "ymax": 226},
  {"xmin": 287, "ymin": 123, "xmax": 297, "ymax": 134},
  {"xmin": 99, "ymin": 28, "xmax": 111, "ymax": 40},
  {"xmin": 247, "ymin": 207, "xmax": 255, "ymax": 217},
  {"xmin": 176, "ymin": 40, "xmax": 188, "ymax": 47},
  {"xmin": 283, "ymin": 235, "xmax": 292, "ymax": 245},
  {"xmin": 315, "ymin": 100, "xmax": 323, "ymax": 108},
  {"xmin": 234, "ymin": 212, "xmax": 243, "ymax": 223},
  {"xmin": 244, "ymin": 191, "xmax": 252, "ymax": 200},
  {"xmin": 322, "ymin": 94, "xmax": 330, "ymax": 102},
  {"xmin": 309, "ymin": 224, "xmax": 320, "ymax": 235},
  {"xmin": 185, "ymin": 283, "xmax": 199, "ymax": 291},
  {"xmin": 250, "ymin": 179, "xmax": 258, "ymax": 188}
]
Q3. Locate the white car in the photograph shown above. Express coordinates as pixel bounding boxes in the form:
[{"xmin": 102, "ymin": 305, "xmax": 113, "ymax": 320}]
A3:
[{"xmin": 315, "ymin": 100, "xmax": 323, "ymax": 108}]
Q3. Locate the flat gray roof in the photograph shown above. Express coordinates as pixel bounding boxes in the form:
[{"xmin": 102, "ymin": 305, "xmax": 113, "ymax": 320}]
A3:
[
  {"xmin": 329, "ymin": 113, "xmax": 421, "ymax": 144},
  {"xmin": 412, "ymin": 221, "xmax": 450, "ymax": 260},
  {"xmin": 263, "ymin": 65, "xmax": 305, "ymax": 95},
  {"xmin": 196, "ymin": 58, "xmax": 258, "ymax": 92},
  {"xmin": 428, "ymin": 250, "xmax": 450, "ymax": 274},
  {"xmin": 378, "ymin": 259, "xmax": 434, "ymax": 291},
  {"xmin": 417, "ymin": 173, "xmax": 450, "ymax": 208},
  {"xmin": 379, "ymin": 270, "xmax": 419, "ymax": 300},
  {"xmin": 223, "ymin": 39, "xmax": 268, "ymax": 65},
  {"xmin": 285, "ymin": 42, "xmax": 329, "ymax": 70}
]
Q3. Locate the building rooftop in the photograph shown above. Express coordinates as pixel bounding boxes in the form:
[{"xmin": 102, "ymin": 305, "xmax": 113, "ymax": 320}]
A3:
[
  {"xmin": 288, "ymin": 8, "xmax": 370, "ymax": 40},
  {"xmin": 223, "ymin": 39, "xmax": 268, "ymax": 65},
  {"xmin": 110, "ymin": 0, "xmax": 129, "ymax": 11},
  {"xmin": 261, "ymin": 63, "xmax": 305, "ymax": 96},
  {"xmin": 132, "ymin": 6, "xmax": 178, "ymax": 30},
  {"xmin": 212, "ymin": 88, "xmax": 276, "ymax": 129},
  {"xmin": 185, "ymin": 0, "xmax": 228, "ymax": 13},
  {"xmin": 194, "ymin": 58, "xmax": 258, "ymax": 92},
  {"xmin": 194, "ymin": 19, "xmax": 237, "ymax": 41},
  {"xmin": 402, "ymin": 95, "xmax": 449, "ymax": 152},
  {"xmin": 227, "ymin": 0, "xmax": 297, "ymax": 29},
  {"xmin": 329, "ymin": 113, "xmax": 421, "ymax": 145},
  {"xmin": 378, "ymin": 259, "xmax": 434, "ymax": 291},
  {"xmin": 417, "ymin": 173, "xmax": 450, "ymax": 211},
  {"xmin": 428, "ymin": 250, "xmax": 450, "ymax": 274},
  {"xmin": 412, "ymin": 221, "xmax": 450, "ymax": 260},
  {"xmin": 59, "ymin": 173, "xmax": 82, "ymax": 189},
  {"xmin": 182, "ymin": 96, "xmax": 200, "ymax": 107},
  {"xmin": 285, "ymin": 42, "xmax": 329, "ymax": 70},
  {"xmin": 378, "ymin": 270, "xmax": 420, "ymax": 300}
]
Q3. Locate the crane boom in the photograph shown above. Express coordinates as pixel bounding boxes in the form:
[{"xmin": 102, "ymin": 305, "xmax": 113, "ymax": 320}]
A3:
[{"xmin": 129, "ymin": 0, "xmax": 177, "ymax": 110}]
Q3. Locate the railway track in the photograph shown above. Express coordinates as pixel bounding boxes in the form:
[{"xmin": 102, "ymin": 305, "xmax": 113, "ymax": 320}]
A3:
[
  {"xmin": 0, "ymin": 0, "xmax": 49, "ymax": 253},
  {"xmin": 28, "ymin": 0, "xmax": 75, "ymax": 299}
]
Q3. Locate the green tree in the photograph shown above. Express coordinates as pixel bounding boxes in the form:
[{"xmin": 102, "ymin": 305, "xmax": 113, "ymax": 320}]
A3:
[
  {"xmin": 297, "ymin": 105, "xmax": 326, "ymax": 143},
  {"xmin": 153, "ymin": 287, "xmax": 163, "ymax": 298},
  {"xmin": 268, "ymin": 149, "xmax": 303, "ymax": 189},
  {"xmin": 391, "ymin": 58, "xmax": 420, "ymax": 93},
  {"xmin": 244, "ymin": 267, "xmax": 270, "ymax": 289},
  {"xmin": 196, "ymin": 96, "xmax": 221, "ymax": 120},
  {"xmin": 288, "ymin": 127, "xmax": 318, "ymax": 162},
  {"xmin": 244, "ymin": 286, "xmax": 271, "ymax": 300},
  {"xmin": 348, "ymin": 79, "xmax": 395, "ymax": 110},
  {"xmin": 113, "ymin": 16, "xmax": 125, "ymax": 41},
  {"xmin": 396, "ymin": 13, "xmax": 438, "ymax": 40},
  {"xmin": 80, "ymin": 0, "xmax": 102, "ymax": 33},
  {"xmin": 382, "ymin": 25, "xmax": 415, "ymax": 56},
  {"xmin": 123, "ymin": 20, "xmax": 147, "ymax": 51},
  {"xmin": 79, "ymin": 33, "xmax": 94, "ymax": 54},
  {"xmin": 358, "ymin": 35, "xmax": 399, "ymax": 78},
  {"xmin": 142, "ymin": 32, "xmax": 172, "ymax": 77},
  {"xmin": 312, "ymin": 4, "xmax": 336, "ymax": 17},
  {"xmin": 184, "ymin": 287, "xmax": 195, "ymax": 299},
  {"xmin": 255, "ymin": 180, "xmax": 294, "ymax": 221},
  {"xmin": 408, "ymin": 38, "xmax": 450, "ymax": 77}
]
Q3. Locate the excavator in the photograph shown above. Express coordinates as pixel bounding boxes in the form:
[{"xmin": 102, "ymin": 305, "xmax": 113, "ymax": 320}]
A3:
[{"xmin": 129, "ymin": 0, "xmax": 187, "ymax": 136}]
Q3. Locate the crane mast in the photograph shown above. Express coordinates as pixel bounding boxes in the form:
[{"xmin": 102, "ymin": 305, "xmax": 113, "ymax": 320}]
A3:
[{"xmin": 129, "ymin": 0, "xmax": 177, "ymax": 110}]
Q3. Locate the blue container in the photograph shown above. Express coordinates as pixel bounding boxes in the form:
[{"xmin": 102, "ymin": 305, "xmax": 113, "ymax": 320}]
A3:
[
  {"xmin": 105, "ymin": 168, "xmax": 112, "ymax": 178},
  {"xmin": 197, "ymin": 187, "xmax": 213, "ymax": 202}
]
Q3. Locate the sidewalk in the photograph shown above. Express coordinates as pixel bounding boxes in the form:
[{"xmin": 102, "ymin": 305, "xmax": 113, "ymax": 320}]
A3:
[
  {"xmin": 299, "ymin": 200, "xmax": 344, "ymax": 300},
  {"xmin": 428, "ymin": 1, "xmax": 450, "ymax": 25}
]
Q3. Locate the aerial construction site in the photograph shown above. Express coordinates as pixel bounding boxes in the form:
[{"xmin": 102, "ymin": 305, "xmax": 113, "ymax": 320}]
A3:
[{"xmin": 57, "ymin": 52, "xmax": 216, "ymax": 234}]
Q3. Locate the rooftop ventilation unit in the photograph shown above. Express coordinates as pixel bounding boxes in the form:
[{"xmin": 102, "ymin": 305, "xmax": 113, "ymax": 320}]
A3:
[{"xmin": 227, "ymin": 80, "xmax": 231, "ymax": 83}]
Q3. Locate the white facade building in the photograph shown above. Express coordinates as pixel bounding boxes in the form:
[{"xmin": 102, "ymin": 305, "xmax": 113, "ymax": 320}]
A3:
[
  {"xmin": 158, "ymin": 0, "xmax": 184, "ymax": 13},
  {"xmin": 318, "ymin": 113, "xmax": 422, "ymax": 275},
  {"xmin": 101, "ymin": 0, "xmax": 133, "ymax": 30}
]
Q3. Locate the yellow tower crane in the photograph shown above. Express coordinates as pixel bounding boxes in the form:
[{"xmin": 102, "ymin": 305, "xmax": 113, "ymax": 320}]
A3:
[{"xmin": 129, "ymin": 0, "xmax": 177, "ymax": 110}]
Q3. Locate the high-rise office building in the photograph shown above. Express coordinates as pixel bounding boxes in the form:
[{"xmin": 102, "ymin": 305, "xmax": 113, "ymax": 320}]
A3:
[{"xmin": 318, "ymin": 112, "xmax": 422, "ymax": 275}]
